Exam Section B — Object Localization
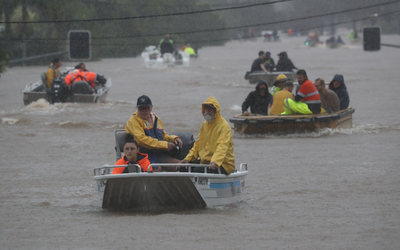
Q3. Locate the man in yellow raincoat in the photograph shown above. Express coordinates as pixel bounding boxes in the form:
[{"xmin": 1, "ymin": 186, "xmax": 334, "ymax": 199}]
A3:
[{"xmin": 181, "ymin": 97, "xmax": 235, "ymax": 175}]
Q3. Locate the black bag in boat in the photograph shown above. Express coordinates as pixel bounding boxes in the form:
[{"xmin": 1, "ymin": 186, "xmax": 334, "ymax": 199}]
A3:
[
  {"xmin": 71, "ymin": 81, "xmax": 93, "ymax": 95},
  {"xmin": 169, "ymin": 132, "xmax": 195, "ymax": 160}
]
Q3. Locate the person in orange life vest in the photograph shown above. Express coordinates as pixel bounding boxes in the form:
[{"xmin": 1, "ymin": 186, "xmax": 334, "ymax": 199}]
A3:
[
  {"xmin": 113, "ymin": 133, "xmax": 152, "ymax": 174},
  {"xmin": 292, "ymin": 69, "xmax": 321, "ymax": 114},
  {"xmin": 75, "ymin": 62, "xmax": 88, "ymax": 72},
  {"xmin": 64, "ymin": 69, "xmax": 96, "ymax": 88}
]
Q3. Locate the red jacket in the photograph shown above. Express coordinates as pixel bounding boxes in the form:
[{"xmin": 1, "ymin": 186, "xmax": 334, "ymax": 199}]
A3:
[{"xmin": 113, "ymin": 152, "xmax": 151, "ymax": 174}]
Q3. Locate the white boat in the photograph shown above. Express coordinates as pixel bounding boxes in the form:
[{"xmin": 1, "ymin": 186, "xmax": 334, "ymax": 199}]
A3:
[
  {"xmin": 93, "ymin": 130, "xmax": 248, "ymax": 211},
  {"xmin": 141, "ymin": 46, "xmax": 190, "ymax": 68},
  {"xmin": 22, "ymin": 67, "xmax": 112, "ymax": 105}
]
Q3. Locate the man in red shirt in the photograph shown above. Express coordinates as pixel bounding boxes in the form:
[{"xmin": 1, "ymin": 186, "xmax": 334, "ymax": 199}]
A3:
[{"xmin": 283, "ymin": 69, "xmax": 321, "ymax": 115}]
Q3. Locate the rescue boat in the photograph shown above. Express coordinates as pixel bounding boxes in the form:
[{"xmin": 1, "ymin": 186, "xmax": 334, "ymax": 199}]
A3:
[
  {"xmin": 141, "ymin": 46, "xmax": 190, "ymax": 68},
  {"xmin": 93, "ymin": 130, "xmax": 248, "ymax": 211},
  {"xmin": 22, "ymin": 67, "xmax": 112, "ymax": 105},
  {"xmin": 230, "ymin": 107, "xmax": 355, "ymax": 135},
  {"xmin": 247, "ymin": 71, "xmax": 297, "ymax": 86}
]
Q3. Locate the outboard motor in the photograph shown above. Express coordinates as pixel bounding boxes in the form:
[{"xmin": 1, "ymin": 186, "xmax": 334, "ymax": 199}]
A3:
[{"xmin": 49, "ymin": 78, "xmax": 68, "ymax": 103}]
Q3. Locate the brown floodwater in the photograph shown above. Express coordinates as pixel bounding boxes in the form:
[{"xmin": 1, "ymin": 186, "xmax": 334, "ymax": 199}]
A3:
[{"xmin": 1, "ymin": 32, "xmax": 399, "ymax": 249}]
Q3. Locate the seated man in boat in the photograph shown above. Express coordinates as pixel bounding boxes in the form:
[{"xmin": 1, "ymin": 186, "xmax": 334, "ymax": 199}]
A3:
[
  {"xmin": 64, "ymin": 68, "xmax": 106, "ymax": 94},
  {"xmin": 250, "ymin": 51, "xmax": 269, "ymax": 73},
  {"xmin": 314, "ymin": 78, "xmax": 340, "ymax": 113},
  {"xmin": 282, "ymin": 69, "xmax": 321, "ymax": 115},
  {"xmin": 125, "ymin": 95, "xmax": 183, "ymax": 169},
  {"xmin": 271, "ymin": 73, "xmax": 288, "ymax": 96},
  {"xmin": 264, "ymin": 51, "xmax": 275, "ymax": 72},
  {"xmin": 275, "ymin": 51, "xmax": 297, "ymax": 72},
  {"xmin": 328, "ymin": 74, "xmax": 350, "ymax": 110},
  {"xmin": 113, "ymin": 133, "xmax": 152, "ymax": 174},
  {"xmin": 180, "ymin": 97, "xmax": 235, "ymax": 175},
  {"xmin": 241, "ymin": 79, "xmax": 272, "ymax": 116},
  {"xmin": 45, "ymin": 58, "xmax": 62, "ymax": 89},
  {"xmin": 75, "ymin": 62, "xmax": 88, "ymax": 72},
  {"xmin": 269, "ymin": 80, "xmax": 294, "ymax": 116}
]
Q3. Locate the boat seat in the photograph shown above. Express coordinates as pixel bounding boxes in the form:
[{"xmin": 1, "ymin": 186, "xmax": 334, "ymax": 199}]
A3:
[
  {"xmin": 41, "ymin": 72, "xmax": 48, "ymax": 89},
  {"xmin": 71, "ymin": 81, "xmax": 93, "ymax": 94},
  {"xmin": 115, "ymin": 129, "xmax": 127, "ymax": 161}
]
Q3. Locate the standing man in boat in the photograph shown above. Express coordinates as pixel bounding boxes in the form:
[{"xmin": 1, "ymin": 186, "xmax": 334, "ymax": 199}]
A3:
[
  {"xmin": 125, "ymin": 95, "xmax": 183, "ymax": 167},
  {"xmin": 180, "ymin": 97, "xmax": 235, "ymax": 175},
  {"xmin": 328, "ymin": 74, "xmax": 350, "ymax": 110},
  {"xmin": 250, "ymin": 51, "xmax": 269, "ymax": 73},
  {"xmin": 159, "ymin": 34, "xmax": 174, "ymax": 56},
  {"xmin": 46, "ymin": 58, "xmax": 61, "ymax": 88},
  {"xmin": 314, "ymin": 78, "xmax": 340, "ymax": 113},
  {"xmin": 282, "ymin": 69, "xmax": 321, "ymax": 115},
  {"xmin": 241, "ymin": 79, "xmax": 272, "ymax": 116}
]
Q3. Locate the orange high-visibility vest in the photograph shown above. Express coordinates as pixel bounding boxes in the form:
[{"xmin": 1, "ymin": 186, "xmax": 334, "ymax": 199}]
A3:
[{"xmin": 65, "ymin": 69, "xmax": 97, "ymax": 88}]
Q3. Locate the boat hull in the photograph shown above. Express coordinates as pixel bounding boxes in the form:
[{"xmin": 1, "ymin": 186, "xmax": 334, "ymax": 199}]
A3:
[
  {"xmin": 248, "ymin": 71, "xmax": 297, "ymax": 86},
  {"xmin": 94, "ymin": 164, "xmax": 248, "ymax": 211},
  {"xmin": 230, "ymin": 108, "xmax": 355, "ymax": 135}
]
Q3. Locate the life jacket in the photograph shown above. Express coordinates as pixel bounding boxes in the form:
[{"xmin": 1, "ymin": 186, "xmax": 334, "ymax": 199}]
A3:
[
  {"xmin": 271, "ymin": 86, "xmax": 282, "ymax": 96},
  {"xmin": 297, "ymin": 79, "xmax": 321, "ymax": 104},
  {"xmin": 50, "ymin": 65, "xmax": 61, "ymax": 78},
  {"xmin": 113, "ymin": 152, "xmax": 151, "ymax": 174},
  {"xmin": 65, "ymin": 69, "xmax": 97, "ymax": 88},
  {"xmin": 140, "ymin": 115, "xmax": 164, "ymax": 163}
]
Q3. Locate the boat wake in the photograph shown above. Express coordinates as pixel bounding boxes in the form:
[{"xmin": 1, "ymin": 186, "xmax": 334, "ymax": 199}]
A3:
[
  {"xmin": 1, "ymin": 117, "xmax": 20, "ymax": 125},
  {"xmin": 233, "ymin": 123, "xmax": 400, "ymax": 139}
]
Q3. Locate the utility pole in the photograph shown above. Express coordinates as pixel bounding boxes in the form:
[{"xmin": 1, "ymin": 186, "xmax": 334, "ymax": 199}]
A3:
[{"xmin": 4, "ymin": 0, "xmax": 12, "ymax": 51}]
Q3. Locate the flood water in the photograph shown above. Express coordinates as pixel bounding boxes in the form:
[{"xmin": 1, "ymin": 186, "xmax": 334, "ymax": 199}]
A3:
[{"xmin": 1, "ymin": 32, "xmax": 400, "ymax": 249}]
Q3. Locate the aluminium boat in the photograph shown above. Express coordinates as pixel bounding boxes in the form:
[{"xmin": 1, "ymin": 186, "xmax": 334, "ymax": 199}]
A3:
[
  {"xmin": 230, "ymin": 107, "xmax": 355, "ymax": 135},
  {"xmin": 93, "ymin": 130, "xmax": 248, "ymax": 211},
  {"xmin": 22, "ymin": 67, "xmax": 112, "ymax": 105}
]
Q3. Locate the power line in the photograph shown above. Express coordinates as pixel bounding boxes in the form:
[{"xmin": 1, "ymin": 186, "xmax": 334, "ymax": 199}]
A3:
[
  {"xmin": 2, "ymin": 1, "xmax": 398, "ymax": 42},
  {"xmin": 0, "ymin": 0, "xmax": 294, "ymax": 24},
  {"xmin": 12, "ymin": 9, "xmax": 400, "ymax": 47}
]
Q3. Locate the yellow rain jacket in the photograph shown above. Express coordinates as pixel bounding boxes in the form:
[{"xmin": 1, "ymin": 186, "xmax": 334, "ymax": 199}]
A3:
[
  {"xmin": 125, "ymin": 112, "xmax": 178, "ymax": 151},
  {"xmin": 184, "ymin": 97, "xmax": 235, "ymax": 174}
]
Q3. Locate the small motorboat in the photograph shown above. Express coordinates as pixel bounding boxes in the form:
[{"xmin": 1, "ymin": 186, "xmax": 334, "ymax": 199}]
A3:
[
  {"xmin": 22, "ymin": 67, "xmax": 112, "ymax": 105},
  {"xmin": 246, "ymin": 71, "xmax": 297, "ymax": 86},
  {"xmin": 230, "ymin": 108, "xmax": 355, "ymax": 135},
  {"xmin": 141, "ymin": 46, "xmax": 190, "ymax": 68},
  {"xmin": 93, "ymin": 130, "xmax": 248, "ymax": 211}
]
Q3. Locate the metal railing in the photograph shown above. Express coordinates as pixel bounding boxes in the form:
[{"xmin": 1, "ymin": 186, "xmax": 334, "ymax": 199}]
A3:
[{"xmin": 94, "ymin": 163, "xmax": 248, "ymax": 176}]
